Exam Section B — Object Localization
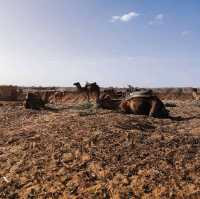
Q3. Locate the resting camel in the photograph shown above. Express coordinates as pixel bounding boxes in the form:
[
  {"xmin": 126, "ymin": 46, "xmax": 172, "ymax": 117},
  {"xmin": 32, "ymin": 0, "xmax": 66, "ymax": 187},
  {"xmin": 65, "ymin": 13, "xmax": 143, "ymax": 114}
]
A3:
[
  {"xmin": 97, "ymin": 91, "xmax": 169, "ymax": 118},
  {"xmin": 73, "ymin": 82, "xmax": 100, "ymax": 102},
  {"xmin": 103, "ymin": 88, "xmax": 126, "ymax": 99},
  {"xmin": 24, "ymin": 92, "xmax": 48, "ymax": 110},
  {"xmin": 126, "ymin": 85, "xmax": 140, "ymax": 94},
  {"xmin": 192, "ymin": 88, "xmax": 200, "ymax": 101}
]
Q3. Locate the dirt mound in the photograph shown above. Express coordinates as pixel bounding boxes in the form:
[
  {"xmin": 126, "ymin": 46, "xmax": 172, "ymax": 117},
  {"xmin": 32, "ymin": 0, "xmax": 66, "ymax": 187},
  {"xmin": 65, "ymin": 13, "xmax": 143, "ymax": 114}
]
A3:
[
  {"xmin": 154, "ymin": 88, "xmax": 194, "ymax": 101},
  {"xmin": 48, "ymin": 91, "xmax": 97, "ymax": 105},
  {"xmin": 0, "ymin": 86, "xmax": 18, "ymax": 101}
]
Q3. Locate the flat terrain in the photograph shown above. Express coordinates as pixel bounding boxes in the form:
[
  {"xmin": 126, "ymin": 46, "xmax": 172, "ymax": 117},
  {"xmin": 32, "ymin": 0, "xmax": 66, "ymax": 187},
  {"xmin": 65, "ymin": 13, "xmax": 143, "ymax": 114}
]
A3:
[{"xmin": 0, "ymin": 95, "xmax": 200, "ymax": 198}]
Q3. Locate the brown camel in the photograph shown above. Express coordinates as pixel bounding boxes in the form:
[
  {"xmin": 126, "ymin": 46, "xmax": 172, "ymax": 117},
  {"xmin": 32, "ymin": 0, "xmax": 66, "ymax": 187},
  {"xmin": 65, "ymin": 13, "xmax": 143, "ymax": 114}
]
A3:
[
  {"xmin": 73, "ymin": 82, "xmax": 100, "ymax": 102},
  {"xmin": 97, "ymin": 92, "xmax": 169, "ymax": 118},
  {"xmin": 192, "ymin": 88, "xmax": 200, "ymax": 101}
]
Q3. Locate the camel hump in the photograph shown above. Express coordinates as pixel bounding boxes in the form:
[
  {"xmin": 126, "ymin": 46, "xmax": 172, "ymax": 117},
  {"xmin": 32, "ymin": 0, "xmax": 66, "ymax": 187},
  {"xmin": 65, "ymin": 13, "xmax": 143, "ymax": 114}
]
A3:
[
  {"xmin": 126, "ymin": 89, "xmax": 153, "ymax": 99},
  {"xmin": 86, "ymin": 82, "xmax": 97, "ymax": 86}
]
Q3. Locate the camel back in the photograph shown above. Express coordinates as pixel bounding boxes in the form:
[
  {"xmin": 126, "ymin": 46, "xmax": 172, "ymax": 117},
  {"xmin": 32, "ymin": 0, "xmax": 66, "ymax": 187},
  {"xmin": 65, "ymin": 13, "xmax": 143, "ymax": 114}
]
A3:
[{"xmin": 126, "ymin": 90, "xmax": 153, "ymax": 100}]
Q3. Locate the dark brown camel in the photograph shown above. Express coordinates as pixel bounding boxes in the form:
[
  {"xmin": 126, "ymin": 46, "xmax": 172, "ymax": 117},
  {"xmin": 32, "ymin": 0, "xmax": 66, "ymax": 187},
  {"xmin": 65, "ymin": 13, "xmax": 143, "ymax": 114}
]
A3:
[
  {"xmin": 73, "ymin": 82, "xmax": 100, "ymax": 102},
  {"xmin": 24, "ymin": 92, "xmax": 48, "ymax": 110},
  {"xmin": 97, "ymin": 93, "xmax": 169, "ymax": 118},
  {"xmin": 103, "ymin": 88, "xmax": 126, "ymax": 99}
]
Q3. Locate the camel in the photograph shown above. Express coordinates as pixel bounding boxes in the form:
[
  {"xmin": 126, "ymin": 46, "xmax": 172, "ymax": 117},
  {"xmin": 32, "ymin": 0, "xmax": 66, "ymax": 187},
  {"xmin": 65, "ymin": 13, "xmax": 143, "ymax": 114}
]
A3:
[
  {"xmin": 103, "ymin": 88, "xmax": 126, "ymax": 99},
  {"xmin": 97, "ymin": 92, "xmax": 169, "ymax": 118},
  {"xmin": 126, "ymin": 85, "xmax": 140, "ymax": 93},
  {"xmin": 24, "ymin": 92, "xmax": 48, "ymax": 110},
  {"xmin": 97, "ymin": 94, "xmax": 121, "ymax": 110},
  {"xmin": 73, "ymin": 82, "xmax": 100, "ymax": 102},
  {"xmin": 192, "ymin": 88, "xmax": 200, "ymax": 101}
]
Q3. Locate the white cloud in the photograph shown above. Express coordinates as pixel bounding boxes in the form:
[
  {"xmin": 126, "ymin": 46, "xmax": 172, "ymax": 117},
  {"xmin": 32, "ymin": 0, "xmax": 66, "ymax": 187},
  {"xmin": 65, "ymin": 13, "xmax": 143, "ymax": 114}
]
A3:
[
  {"xmin": 110, "ymin": 11, "xmax": 139, "ymax": 23},
  {"xmin": 149, "ymin": 14, "xmax": 164, "ymax": 25},
  {"xmin": 155, "ymin": 14, "xmax": 164, "ymax": 20},
  {"xmin": 181, "ymin": 30, "xmax": 191, "ymax": 37}
]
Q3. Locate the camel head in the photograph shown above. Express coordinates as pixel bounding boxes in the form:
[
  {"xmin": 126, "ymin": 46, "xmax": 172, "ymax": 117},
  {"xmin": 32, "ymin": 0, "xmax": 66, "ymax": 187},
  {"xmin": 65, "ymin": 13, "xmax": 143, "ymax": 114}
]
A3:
[
  {"xmin": 96, "ymin": 94, "xmax": 111, "ymax": 108},
  {"xmin": 73, "ymin": 82, "xmax": 80, "ymax": 86},
  {"xmin": 73, "ymin": 82, "xmax": 82, "ymax": 89},
  {"xmin": 97, "ymin": 94, "xmax": 120, "ymax": 109}
]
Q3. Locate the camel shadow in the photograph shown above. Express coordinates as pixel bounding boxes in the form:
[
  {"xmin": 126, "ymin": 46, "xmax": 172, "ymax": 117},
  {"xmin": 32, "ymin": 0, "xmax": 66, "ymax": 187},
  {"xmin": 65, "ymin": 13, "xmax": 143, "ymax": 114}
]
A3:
[
  {"xmin": 169, "ymin": 115, "xmax": 200, "ymax": 122},
  {"xmin": 44, "ymin": 103, "xmax": 96, "ymax": 113}
]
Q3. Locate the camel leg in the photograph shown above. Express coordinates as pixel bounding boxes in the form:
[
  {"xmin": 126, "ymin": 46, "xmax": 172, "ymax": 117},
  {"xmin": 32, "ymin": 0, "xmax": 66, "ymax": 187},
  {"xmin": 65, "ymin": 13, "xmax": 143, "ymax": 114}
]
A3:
[
  {"xmin": 87, "ymin": 91, "xmax": 90, "ymax": 102},
  {"xmin": 96, "ymin": 91, "xmax": 100, "ymax": 104},
  {"xmin": 149, "ymin": 101, "xmax": 158, "ymax": 117}
]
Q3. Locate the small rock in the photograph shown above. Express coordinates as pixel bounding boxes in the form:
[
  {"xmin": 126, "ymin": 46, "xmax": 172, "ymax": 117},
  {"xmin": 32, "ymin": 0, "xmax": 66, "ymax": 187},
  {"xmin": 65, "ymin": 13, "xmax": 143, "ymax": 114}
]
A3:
[
  {"xmin": 62, "ymin": 153, "xmax": 73, "ymax": 162},
  {"xmin": 57, "ymin": 167, "xmax": 66, "ymax": 176},
  {"xmin": 64, "ymin": 143, "xmax": 71, "ymax": 151},
  {"xmin": 81, "ymin": 153, "xmax": 90, "ymax": 162}
]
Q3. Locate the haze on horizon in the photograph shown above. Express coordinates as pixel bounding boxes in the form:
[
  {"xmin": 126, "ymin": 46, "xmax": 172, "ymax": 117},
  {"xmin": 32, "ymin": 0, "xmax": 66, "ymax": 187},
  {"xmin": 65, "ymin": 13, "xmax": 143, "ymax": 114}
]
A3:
[{"xmin": 0, "ymin": 0, "xmax": 200, "ymax": 88}]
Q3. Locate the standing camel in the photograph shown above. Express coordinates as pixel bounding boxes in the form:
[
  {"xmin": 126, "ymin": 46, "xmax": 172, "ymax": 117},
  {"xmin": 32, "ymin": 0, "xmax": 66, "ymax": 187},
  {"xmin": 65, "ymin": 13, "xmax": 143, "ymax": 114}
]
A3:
[
  {"xmin": 73, "ymin": 82, "xmax": 100, "ymax": 102},
  {"xmin": 192, "ymin": 88, "xmax": 200, "ymax": 101}
]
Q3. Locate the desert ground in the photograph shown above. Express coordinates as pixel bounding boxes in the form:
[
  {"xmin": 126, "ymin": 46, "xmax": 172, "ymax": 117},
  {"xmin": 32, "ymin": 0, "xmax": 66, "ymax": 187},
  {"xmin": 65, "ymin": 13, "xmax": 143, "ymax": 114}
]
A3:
[{"xmin": 0, "ymin": 89, "xmax": 200, "ymax": 199}]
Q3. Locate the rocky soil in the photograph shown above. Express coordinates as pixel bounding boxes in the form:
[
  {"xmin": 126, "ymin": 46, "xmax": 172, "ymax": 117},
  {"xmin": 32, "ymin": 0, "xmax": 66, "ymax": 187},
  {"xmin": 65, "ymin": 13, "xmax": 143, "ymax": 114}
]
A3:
[{"xmin": 0, "ymin": 96, "xmax": 200, "ymax": 198}]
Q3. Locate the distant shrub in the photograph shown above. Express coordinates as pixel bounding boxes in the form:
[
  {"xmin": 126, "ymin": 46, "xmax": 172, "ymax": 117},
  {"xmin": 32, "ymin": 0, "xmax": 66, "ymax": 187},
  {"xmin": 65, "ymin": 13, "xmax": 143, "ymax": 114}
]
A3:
[{"xmin": 78, "ymin": 102, "xmax": 94, "ymax": 110}]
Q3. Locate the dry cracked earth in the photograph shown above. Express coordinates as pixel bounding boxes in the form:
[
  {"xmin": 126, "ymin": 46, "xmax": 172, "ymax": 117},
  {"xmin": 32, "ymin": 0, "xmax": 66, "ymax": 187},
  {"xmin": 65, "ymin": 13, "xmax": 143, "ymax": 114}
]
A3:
[{"xmin": 0, "ymin": 96, "xmax": 200, "ymax": 199}]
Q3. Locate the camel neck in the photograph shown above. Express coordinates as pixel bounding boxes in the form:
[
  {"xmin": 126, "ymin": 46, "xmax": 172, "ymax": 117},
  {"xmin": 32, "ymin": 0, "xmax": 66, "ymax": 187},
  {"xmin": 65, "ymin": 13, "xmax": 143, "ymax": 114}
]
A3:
[
  {"xmin": 111, "ymin": 99, "xmax": 122, "ymax": 110},
  {"xmin": 76, "ymin": 84, "xmax": 82, "ymax": 90}
]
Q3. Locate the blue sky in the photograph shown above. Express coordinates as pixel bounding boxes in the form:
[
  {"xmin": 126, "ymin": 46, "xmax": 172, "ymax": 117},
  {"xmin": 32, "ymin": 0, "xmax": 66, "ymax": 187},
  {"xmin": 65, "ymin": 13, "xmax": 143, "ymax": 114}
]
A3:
[{"xmin": 0, "ymin": 0, "xmax": 200, "ymax": 87}]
